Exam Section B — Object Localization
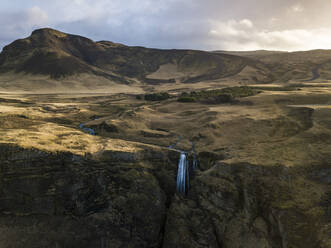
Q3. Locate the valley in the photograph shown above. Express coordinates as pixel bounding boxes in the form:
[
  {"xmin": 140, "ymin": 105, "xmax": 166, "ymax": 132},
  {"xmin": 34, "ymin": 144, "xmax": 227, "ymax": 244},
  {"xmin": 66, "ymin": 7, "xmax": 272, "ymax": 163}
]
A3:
[{"xmin": 0, "ymin": 28, "xmax": 330, "ymax": 247}]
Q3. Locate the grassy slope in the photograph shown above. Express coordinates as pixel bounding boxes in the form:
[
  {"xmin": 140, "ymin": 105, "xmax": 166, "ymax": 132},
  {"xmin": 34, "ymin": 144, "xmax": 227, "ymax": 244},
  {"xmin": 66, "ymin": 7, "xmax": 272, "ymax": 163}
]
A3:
[
  {"xmin": 221, "ymin": 49, "xmax": 331, "ymax": 82},
  {"xmin": 0, "ymin": 28, "xmax": 271, "ymax": 91}
]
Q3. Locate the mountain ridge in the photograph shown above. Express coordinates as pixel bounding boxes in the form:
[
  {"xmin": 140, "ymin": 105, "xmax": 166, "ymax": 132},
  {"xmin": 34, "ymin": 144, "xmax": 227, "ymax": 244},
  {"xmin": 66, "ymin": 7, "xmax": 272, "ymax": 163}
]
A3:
[
  {"xmin": 1, "ymin": 28, "xmax": 331, "ymax": 93},
  {"xmin": 0, "ymin": 28, "xmax": 271, "ymax": 85}
]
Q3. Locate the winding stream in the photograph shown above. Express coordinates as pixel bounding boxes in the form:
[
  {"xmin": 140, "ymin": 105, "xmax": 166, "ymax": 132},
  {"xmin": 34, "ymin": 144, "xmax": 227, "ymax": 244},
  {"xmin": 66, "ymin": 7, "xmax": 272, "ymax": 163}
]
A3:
[{"xmin": 79, "ymin": 123, "xmax": 96, "ymax": 135}]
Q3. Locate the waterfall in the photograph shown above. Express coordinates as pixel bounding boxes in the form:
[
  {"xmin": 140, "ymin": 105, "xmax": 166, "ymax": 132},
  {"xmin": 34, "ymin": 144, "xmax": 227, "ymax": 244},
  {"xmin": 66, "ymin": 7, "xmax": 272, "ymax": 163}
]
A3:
[{"xmin": 176, "ymin": 152, "xmax": 189, "ymax": 195}]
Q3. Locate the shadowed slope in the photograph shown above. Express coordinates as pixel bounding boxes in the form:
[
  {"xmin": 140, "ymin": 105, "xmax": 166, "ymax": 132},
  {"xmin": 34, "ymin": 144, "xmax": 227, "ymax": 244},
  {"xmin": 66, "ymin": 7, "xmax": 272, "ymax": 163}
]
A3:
[
  {"xmin": 220, "ymin": 49, "xmax": 331, "ymax": 81},
  {"xmin": 0, "ymin": 28, "xmax": 270, "ymax": 85}
]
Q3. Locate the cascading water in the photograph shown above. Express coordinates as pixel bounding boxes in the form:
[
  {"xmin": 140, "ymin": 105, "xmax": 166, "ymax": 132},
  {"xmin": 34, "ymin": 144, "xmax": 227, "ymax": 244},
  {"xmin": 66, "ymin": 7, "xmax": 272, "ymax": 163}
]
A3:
[
  {"xmin": 176, "ymin": 152, "xmax": 189, "ymax": 195},
  {"xmin": 170, "ymin": 138, "xmax": 198, "ymax": 195}
]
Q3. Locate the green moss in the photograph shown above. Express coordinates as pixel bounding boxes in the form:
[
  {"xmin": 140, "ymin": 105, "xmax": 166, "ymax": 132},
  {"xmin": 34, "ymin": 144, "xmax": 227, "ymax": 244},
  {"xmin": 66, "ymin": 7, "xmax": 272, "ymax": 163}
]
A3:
[
  {"xmin": 144, "ymin": 92, "xmax": 170, "ymax": 101},
  {"xmin": 178, "ymin": 86, "xmax": 259, "ymax": 103}
]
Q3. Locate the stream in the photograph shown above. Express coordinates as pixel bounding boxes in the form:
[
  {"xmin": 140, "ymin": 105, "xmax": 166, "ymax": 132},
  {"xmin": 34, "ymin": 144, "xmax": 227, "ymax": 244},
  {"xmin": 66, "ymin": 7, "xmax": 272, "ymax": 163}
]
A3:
[{"xmin": 79, "ymin": 123, "xmax": 96, "ymax": 135}]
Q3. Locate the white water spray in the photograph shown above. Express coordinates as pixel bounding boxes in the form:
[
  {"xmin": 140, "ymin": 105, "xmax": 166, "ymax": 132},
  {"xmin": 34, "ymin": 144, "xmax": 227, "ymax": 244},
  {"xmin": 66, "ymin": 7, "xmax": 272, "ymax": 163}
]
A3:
[{"xmin": 176, "ymin": 152, "xmax": 189, "ymax": 195}]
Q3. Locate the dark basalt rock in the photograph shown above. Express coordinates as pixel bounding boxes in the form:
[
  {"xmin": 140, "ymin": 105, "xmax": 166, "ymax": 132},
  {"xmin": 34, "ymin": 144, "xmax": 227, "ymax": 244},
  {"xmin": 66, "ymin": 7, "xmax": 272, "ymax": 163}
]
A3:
[
  {"xmin": 197, "ymin": 151, "xmax": 225, "ymax": 171},
  {"xmin": 0, "ymin": 144, "xmax": 173, "ymax": 248},
  {"xmin": 163, "ymin": 163, "xmax": 331, "ymax": 248}
]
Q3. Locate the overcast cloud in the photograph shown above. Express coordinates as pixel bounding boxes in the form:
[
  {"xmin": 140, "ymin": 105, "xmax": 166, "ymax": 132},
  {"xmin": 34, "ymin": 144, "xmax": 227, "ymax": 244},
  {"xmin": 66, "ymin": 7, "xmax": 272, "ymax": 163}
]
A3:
[{"xmin": 1, "ymin": 0, "xmax": 331, "ymax": 51}]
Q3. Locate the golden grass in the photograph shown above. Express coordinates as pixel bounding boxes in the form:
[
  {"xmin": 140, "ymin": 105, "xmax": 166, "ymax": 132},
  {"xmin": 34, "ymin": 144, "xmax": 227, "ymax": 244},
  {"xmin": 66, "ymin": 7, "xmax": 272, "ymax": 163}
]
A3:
[
  {"xmin": 0, "ymin": 79, "xmax": 330, "ymax": 167},
  {"xmin": 0, "ymin": 117, "xmax": 143, "ymax": 156}
]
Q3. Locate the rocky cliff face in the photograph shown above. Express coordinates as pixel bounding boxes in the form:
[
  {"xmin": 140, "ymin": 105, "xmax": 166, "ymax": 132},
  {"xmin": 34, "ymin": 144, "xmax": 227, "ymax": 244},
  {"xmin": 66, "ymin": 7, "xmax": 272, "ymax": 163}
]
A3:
[
  {"xmin": 0, "ymin": 144, "xmax": 330, "ymax": 247},
  {"xmin": 164, "ymin": 163, "xmax": 331, "ymax": 248},
  {"xmin": 0, "ymin": 144, "xmax": 178, "ymax": 247}
]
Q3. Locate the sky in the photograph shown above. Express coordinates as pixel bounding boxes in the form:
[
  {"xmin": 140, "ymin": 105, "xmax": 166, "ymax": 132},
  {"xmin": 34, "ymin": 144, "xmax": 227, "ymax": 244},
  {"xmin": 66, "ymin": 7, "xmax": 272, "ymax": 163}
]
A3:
[{"xmin": 1, "ymin": 0, "xmax": 331, "ymax": 51}]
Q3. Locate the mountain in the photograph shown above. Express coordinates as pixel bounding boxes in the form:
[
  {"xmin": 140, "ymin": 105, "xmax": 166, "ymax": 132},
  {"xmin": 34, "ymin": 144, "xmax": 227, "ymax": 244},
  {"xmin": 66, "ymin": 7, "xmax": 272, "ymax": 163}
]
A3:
[
  {"xmin": 0, "ymin": 28, "xmax": 272, "ymax": 92},
  {"xmin": 2, "ymin": 28, "xmax": 331, "ymax": 93}
]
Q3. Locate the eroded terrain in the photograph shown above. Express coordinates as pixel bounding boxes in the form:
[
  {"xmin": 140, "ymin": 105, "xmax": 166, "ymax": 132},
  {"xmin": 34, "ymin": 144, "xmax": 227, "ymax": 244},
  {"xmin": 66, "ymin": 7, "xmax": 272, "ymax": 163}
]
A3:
[{"xmin": 0, "ymin": 81, "xmax": 330, "ymax": 247}]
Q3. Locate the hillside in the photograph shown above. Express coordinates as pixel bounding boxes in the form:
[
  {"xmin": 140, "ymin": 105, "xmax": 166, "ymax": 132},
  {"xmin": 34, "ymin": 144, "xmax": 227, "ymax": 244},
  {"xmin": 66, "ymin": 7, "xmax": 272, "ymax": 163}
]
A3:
[
  {"xmin": 2, "ymin": 28, "xmax": 331, "ymax": 93},
  {"xmin": 219, "ymin": 49, "xmax": 331, "ymax": 82},
  {"xmin": 0, "ymin": 28, "xmax": 272, "ymax": 92}
]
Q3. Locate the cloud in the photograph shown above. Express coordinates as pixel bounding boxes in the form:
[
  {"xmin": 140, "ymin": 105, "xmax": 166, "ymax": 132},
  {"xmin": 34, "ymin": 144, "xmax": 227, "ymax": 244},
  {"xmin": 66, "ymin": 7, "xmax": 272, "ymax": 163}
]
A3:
[
  {"xmin": 73, "ymin": 0, "xmax": 84, "ymax": 4},
  {"xmin": 1, "ymin": 0, "xmax": 331, "ymax": 51},
  {"xmin": 290, "ymin": 3, "xmax": 304, "ymax": 13},
  {"xmin": 240, "ymin": 19, "xmax": 254, "ymax": 28},
  {"xmin": 26, "ymin": 6, "xmax": 48, "ymax": 26},
  {"xmin": 0, "ymin": 6, "xmax": 49, "ymax": 50},
  {"xmin": 209, "ymin": 19, "xmax": 254, "ymax": 38},
  {"xmin": 208, "ymin": 19, "xmax": 331, "ymax": 51}
]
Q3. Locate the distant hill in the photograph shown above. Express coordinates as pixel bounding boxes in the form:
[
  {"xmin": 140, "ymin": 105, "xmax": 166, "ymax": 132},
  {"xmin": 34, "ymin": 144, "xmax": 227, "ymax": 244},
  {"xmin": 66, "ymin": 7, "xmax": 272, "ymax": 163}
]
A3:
[
  {"xmin": 218, "ymin": 49, "xmax": 331, "ymax": 82},
  {"xmin": 214, "ymin": 50, "xmax": 288, "ymax": 59},
  {"xmin": 1, "ymin": 28, "xmax": 331, "ymax": 93},
  {"xmin": 0, "ymin": 28, "xmax": 272, "ymax": 89}
]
